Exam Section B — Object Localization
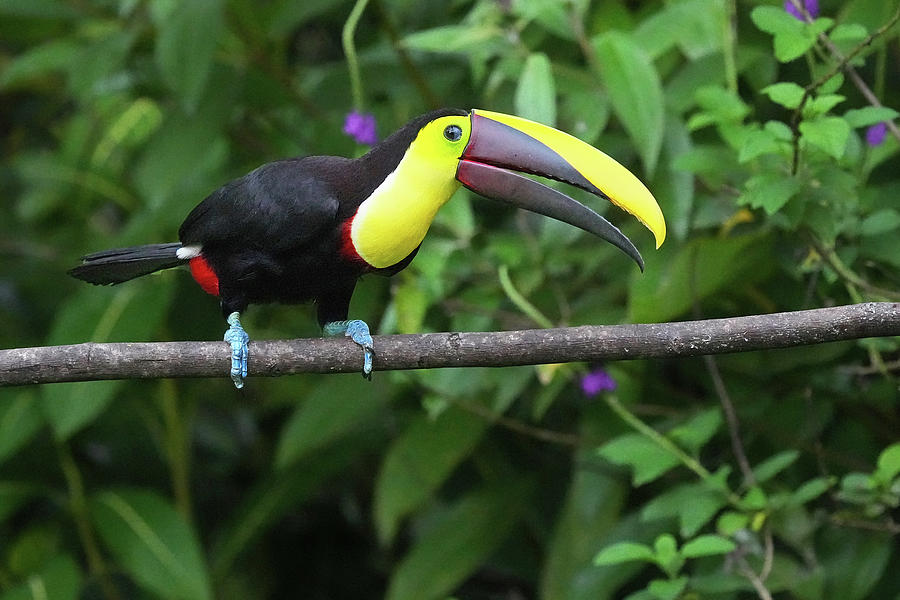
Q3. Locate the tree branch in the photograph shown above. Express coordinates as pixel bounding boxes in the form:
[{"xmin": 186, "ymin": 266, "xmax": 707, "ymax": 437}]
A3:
[{"xmin": 1, "ymin": 303, "xmax": 897, "ymax": 387}]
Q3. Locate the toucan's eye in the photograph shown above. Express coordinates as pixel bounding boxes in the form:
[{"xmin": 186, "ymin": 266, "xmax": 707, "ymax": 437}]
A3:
[{"xmin": 443, "ymin": 125, "xmax": 463, "ymax": 142}]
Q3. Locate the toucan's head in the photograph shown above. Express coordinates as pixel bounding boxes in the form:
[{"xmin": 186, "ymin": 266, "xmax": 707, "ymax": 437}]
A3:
[{"xmin": 353, "ymin": 108, "xmax": 665, "ymax": 271}]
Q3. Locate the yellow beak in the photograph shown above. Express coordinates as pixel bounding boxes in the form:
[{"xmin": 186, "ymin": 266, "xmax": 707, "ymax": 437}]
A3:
[{"xmin": 468, "ymin": 109, "xmax": 666, "ymax": 249}]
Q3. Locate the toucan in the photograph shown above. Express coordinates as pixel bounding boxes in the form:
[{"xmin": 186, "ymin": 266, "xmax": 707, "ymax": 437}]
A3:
[{"xmin": 70, "ymin": 108, "xmax": 666, "ymax": 388}]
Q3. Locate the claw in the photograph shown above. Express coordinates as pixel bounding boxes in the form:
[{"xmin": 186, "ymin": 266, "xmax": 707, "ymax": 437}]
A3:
[
  {"xmin": 324, "ymin": 319, "xmax": 375, "ymax": 379},
  {"xmin": 224, "ymin": 312, "xmax": 250, "ymax": 388}
]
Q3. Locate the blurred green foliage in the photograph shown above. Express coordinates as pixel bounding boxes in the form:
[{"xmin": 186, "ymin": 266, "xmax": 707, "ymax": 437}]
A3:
[{"xmin": 1, "ymin": 0, "xmax": 899, "ymax": 598}]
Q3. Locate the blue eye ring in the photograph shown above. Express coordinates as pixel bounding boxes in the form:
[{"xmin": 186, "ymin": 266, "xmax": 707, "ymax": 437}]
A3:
[{"xmin": 443, "ymin": 125, "xmax": 463, "ymax": 142}]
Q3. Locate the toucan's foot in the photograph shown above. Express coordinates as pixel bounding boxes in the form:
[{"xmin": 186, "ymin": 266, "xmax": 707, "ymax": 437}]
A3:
[
  {"xmin": 224, "ymin": 312, "xmax": 249, "ymax": 388},
  {"xmin": 324, "ymin": 319, "xmax": 374, "ymax": 380}
]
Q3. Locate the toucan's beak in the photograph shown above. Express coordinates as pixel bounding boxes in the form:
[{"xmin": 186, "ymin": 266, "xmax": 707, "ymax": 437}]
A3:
[{"xmin": 456, "ymin": 109, "xmax": 666, "ymax": 271}]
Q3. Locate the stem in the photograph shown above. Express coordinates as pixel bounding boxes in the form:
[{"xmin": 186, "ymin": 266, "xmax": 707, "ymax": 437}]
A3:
[
  {"xmin": 722, "ymin": 0, "xmax": 738, "ymax": 94},
  {"xmin": 372, "ymin": 0, "xmax": 440, "ymax": 109},
  {"xmin": 159, "ymin": 379, "xmax": 193, "ymax": 520},
  {"xmin": 808, "ymin": 234, "xmax": 900, "ymax": 301},
  {"xmin": 58, "ymin": 443, "xmax": 120, "ymax": 600},
  {"xmin": 342, "ymin": 0, "xmax": 372, "ymax": 111},
  {"xmin": 703, "ymin": 354, "xmax": 756, "ymax": 487},
  {"xmin": 603, "ymin": 394, "xmax": 741, "ymax": 504},
  {"xmin": 498, "ymin": 265, "xmax": 555, "ymax": 329}
]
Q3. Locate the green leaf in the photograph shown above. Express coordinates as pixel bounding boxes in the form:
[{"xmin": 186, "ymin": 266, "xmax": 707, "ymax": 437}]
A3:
[
  {"xmin": 790, "ymin": 477, "xmax": 833, "ymax": 505},
  {"xmin": 739, "ymin": 486, "xmax": 768, "ymax": 511},
  {"xmin": 90, "ymin": 489, "xmax": 211, "ymax": 600},
  {"xmin": 761, "ymin": 82, "xmax": 806, "ymax": 109},
  {"xmin": 0, "ymin": 0, "xmax": 78, "ymax": 19},
  {"xmin": 804, "ymin": 94, "xmax": 846, "ymax": 118},
  {"xmin": 669, "ymin": 408, "xmax": 722, "ymax": 454},
  {"xmin": 819, "ymin": 527, "xmax": 892, "ymax": 600},
  {"xmin": 0, "ymin": 391, "xmax": 43, "ymax": 465},
  {"xmin": 0, "ymin": 38, "xmax": 79, "ymax": 90},
  {"xmin": 843, "ymin": 106, "xmax": 899, "ymax": 128},
  {"xmin": 874, "ymin": 442, "xmax": 900, "ymax": 483},
  {"xmin": 860, "ymin": 209, "xmax": 900, "ymax": 237},
  {"xmin": 0, "ymin": 482, "xmax": 38, "ymax": 524},
  {"xmin": 598, "ymin": 433, "xmax": 681, "ymax": 486},
  {"xmin": 716, "ymin": 511, "xmax": 749, "ymax": 536},
  {"xmin": 385, "ymin": 478, "xmax": 533, "ymax": 600},
  {"xmin": 392, "ymin": 272, "xmax": 430, "ymax": 334},
  {"xmin": 274, "ymin": 376, "xmax": 387, "ymax": 469},
  {"xmin": 653, "ymin": 533, "xmax": 682, "ymax": 576},
  {"xmin": 752, "ymin": 449, "xmax": 800, "ymax": 483},
  {"xmin": 634, "ymin": 0, "xmax": 723, "ymax": 60},
  {"xmin": 693, "ymin": 85, "xmax": 751, "ymax": 124},
  {"xmin": 647, "ymin": 577, "xmax": 688, "ymax": 600},
  {"xmin": 155, "ymin": 0, "xmax": 224, "ymax": 111},
  {"xmin": 800, "ymin": 116, "xmax": 850, "ymax": 159},
  {"xmin": 0, "ymin": 555, "xmax": 82, "ymax": 600},
  {"xmin": 750, "ymin": 6, "xmax": 824, "ymax": 62},
  {"xmin": 511, "ymin": 0, "xmax": 573, "ymax": 40},
  {"xmin": 787, "ymin": 17, "xmax": 833, "ymax": 56},
  {"xmin": 374, "ymin": 406, "xmax": 491, "ymax": 543},
  {"xmin": 593, "ymin": 31, "xmax": 665, "ymax": 174},
  {"xmin": 659, "ymin": 117, "xmax": 695, "ymax": 241},
  {"xmin": 750, "ymin": 6, "xmax": 800, "ymax": 36},
  {"xmin": 402, "ymin": 24, "xmax": 502, "ymax": 53},
  {"xmin": 515, "ymin": 52, "xmax": 556, "ymax": 126},
  {"xmin": 681, "ymin": 534, "xmax": 736, "ymax": 558},
  {"xmin": 739, "ymin": 128, "xmax": 781, "ymax": 163},
  {"xmin": 630, "ymin": 232, "xmax": 775, "ymax": 323},
  {"xmin": 211, "ymin": 444, "xmax": 363, "ymax": 578},
  {"xmin": 593, "ymin": 542, "xmax": 655, "ymax": 566},
  {"xmin": 739, "ymin": 173, "xmax": 803, "ymax": 215},
  {"xmin": 830, "ymin": 23, "xmax": 867, "ymax": 42},
  {"xmin": 41, "ymin": 279, "xmax": 173, "ymax": 439},
  {"xmin": 641, "ymin": 483, "xmax": 726, "ymax": 537},
  {"xmin": 541, "ymin": 462, "xmax": 630, "ymax": 599}
]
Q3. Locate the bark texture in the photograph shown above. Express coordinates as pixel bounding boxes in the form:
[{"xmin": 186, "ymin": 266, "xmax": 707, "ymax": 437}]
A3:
[{"xmin": 1, "ymin": 302, "xmax": 897, "ymax": 386}]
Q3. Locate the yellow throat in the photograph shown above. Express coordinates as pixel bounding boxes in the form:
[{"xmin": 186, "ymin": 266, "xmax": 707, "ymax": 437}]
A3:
[{"xmin": 350, "ymin": 116, "xmax": 470, "ymax": 269}]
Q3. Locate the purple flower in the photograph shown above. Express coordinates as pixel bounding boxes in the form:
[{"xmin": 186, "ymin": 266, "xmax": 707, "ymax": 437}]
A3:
[
  {"xmin": 784, "ymin": 0, "xmax": 819, "ymax": 20},
  {"xmin": 343, "ymin": 111, "xmax": 378, "ymax": 145},
  {"xmin": 866, "ymin": 122, "xmax": 887, "ymax": 147},
  {"xmin": 580, "ymin": 368, "xmax": 617, "ymax": 397}
]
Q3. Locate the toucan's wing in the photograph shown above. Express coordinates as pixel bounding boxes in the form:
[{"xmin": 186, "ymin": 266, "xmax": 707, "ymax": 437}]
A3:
[{"xmin": 179, "ymin": 157, "xmax": 342, "ymax": 252}]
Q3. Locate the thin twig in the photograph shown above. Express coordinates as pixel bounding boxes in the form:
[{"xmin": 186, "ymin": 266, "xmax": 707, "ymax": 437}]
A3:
[
  {"xmin": 829, "ymin": 514, "xmax": 900, "ymax": 535},
  {"xmin": 703, "ymin": 354, "xmax": 756, "ymax": 487},
  {"xmin": 807, "ymin": 234, "xmax": 900, "ymax": 301},
  {"xmin": 454, "ymin": 399, "xmax": 582, "ymax": 447},
  {"xmin": 760, "ymin": 526, "xmax": 774, "ymax": 581},
  {"xmin": 690, "ymin": 248, "xmax": 756, "ymax": 489},
  {"xmin": 738, "ymin": 558, "xmax": 775, "ymax": 600},
  {"xmin": 840, "ymin": 358, "xmax": 900, "ymax": 375},
  {"xmin": 372, "ymin": 0, "xmax": 441, "ymax": 109},
  {"xmin": 1, "ymin": 302, "xmax": 898, "ymax": 386}
]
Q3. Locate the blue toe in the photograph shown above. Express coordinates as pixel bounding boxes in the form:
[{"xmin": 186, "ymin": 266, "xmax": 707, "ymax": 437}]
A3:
[
  {"xmin": 324, "ymin": 319, "xmax": 375, "ymax": 379},
  {"xmin": 224, "ymin": 312, "xmax": 250, "ymax": 389}
]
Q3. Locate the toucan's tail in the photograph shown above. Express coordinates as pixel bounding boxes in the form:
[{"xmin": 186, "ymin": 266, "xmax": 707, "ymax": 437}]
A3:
[{"xmin": 69, "ymin": 243, "xmax": 185, "ymax": 285}]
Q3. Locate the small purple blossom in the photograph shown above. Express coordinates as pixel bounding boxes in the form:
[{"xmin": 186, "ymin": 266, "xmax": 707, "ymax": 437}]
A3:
[
  {"xmin": 784, "ymin": 0, "xmax": 819, "ymax": 20},
  {"xmin": 866, "ymin": 122, "xmax": 888, "ymax": 147},
  {"xmin": 580, "ymin": 368, "xmax": 617, "ymax": 398},
  {"xmin": 343, "ymin": 111, "xmax": 378, "ymax": 146}
]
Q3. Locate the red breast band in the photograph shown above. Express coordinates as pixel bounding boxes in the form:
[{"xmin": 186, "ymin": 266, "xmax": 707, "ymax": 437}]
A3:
[
  {"xmin": 339, "ymin": 216, "xmax": 368, "ymax": 267},
  {"xmin": 189, "ymin": 256, "xmax": 220, "ymax": 296}
]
